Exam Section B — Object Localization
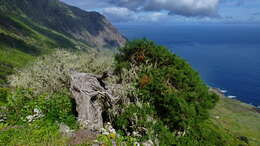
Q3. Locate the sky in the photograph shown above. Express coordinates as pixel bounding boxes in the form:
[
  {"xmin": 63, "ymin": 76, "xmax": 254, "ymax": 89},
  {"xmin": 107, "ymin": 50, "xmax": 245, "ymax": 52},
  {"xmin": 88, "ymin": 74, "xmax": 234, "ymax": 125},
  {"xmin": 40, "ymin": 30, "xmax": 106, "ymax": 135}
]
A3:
[{"xmin": 60, "ymin": 0, "xmax": 260, "ymax": 24}]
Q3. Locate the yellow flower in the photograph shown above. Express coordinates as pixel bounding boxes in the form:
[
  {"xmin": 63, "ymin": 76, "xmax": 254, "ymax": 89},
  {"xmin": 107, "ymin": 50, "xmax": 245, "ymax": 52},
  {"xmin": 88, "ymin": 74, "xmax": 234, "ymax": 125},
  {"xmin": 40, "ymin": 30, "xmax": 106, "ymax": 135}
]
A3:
[{"xmin": 109, "ymin": 133, "xmax": 116, "ymax": 139}]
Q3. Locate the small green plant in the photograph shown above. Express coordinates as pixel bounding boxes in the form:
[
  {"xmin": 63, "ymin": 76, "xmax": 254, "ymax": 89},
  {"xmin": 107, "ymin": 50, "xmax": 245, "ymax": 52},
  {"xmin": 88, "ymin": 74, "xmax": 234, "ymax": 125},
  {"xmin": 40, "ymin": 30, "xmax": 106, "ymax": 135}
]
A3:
[
  {"xmin": 0, "ymin": 88, "xmax": 77, "ymax": 145},
  {"xmin": 0, "ymin": 119, "xmax": 68, "ymax": 145},
  {"xmin": 3, "ymin": 88, "xmax": 77, "ymax": 128},
  {"xmin": 97, "ymin": 133, "xmax": 138, "ymax": 146}
]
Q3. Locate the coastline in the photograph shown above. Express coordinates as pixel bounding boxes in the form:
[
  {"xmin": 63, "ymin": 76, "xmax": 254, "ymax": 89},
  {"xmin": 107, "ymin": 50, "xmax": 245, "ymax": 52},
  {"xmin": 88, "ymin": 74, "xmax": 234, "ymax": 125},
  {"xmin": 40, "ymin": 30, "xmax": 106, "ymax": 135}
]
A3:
[
  {"xmin": 210, "ymin": 87, "xmax": 260, "ymax": 145},
  {"xmin": 117, "ymin": 25, "xmax": 260, "ymax": 109},
  {"xmin": 210, "ymin": 87, "xmax": 260, "ymax": 113}
]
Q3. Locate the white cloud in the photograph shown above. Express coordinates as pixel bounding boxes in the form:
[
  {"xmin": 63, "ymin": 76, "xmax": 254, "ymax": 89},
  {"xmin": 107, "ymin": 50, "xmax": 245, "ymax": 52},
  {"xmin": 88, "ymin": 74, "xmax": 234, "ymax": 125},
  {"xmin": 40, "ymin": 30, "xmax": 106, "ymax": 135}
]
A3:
[
  {"xmin": 102, "ymin": 7, "xmax": 137, "ymax": 22},
  {"xmin": 62, "ymin": 0, "xmax": 220, "ymax": 17},
  {"xmin": 103, "ymin": 7, "xmax": 134, "ymax": 18},
  {"xmin": 60, "ymin": 0, "xmax": 260, "ymax": 24},
  {"xmin": 102, "ymin": 7, "xmax": 168, "ymax": 22},
  {"xmin": 147, "ymin": 12, "xmax": 168, "ymax": 22},
  {"xmin": 108, "ymin": 0, "xmax": 219, "ymax": 17}
]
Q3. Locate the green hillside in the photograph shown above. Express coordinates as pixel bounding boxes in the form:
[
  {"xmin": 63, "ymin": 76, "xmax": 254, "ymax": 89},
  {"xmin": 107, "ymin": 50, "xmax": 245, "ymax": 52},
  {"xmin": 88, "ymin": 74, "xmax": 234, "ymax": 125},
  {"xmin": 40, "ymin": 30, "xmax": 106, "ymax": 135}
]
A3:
[
  {"xmin": 0, "ymin": 0, "xmax": 126, "ymax": 85},
  {"xmin": 0, "ymin": 13, "xmax": 89, "ymax": 85},
  {"xmin": 210, "ymin": 89, "xmax": 260, "ymax": 146},
  {"xmin": 0, "ymin": 0, "xmax": 126, "ymax": 48}
]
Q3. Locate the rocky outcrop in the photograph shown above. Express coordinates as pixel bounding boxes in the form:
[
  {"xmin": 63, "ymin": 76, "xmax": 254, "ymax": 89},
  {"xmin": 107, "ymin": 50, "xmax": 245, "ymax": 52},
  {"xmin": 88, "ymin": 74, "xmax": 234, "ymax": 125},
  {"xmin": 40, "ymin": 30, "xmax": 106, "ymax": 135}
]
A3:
[{"xmin": 70, "ymin": 72, "xmax": 118, "ymax": 130}]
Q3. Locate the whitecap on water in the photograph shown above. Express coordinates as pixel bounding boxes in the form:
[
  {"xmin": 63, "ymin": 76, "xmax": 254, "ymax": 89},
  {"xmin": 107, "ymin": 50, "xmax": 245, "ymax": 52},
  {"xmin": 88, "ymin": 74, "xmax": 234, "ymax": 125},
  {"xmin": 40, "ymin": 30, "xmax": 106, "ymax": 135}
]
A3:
[
  {"xmin": 220, "ymin": 89, "xmax": 227, "ymax": 94},
  {"xmin": 227, "ymin": 95, "xmax": 236, "ymax": 99}
]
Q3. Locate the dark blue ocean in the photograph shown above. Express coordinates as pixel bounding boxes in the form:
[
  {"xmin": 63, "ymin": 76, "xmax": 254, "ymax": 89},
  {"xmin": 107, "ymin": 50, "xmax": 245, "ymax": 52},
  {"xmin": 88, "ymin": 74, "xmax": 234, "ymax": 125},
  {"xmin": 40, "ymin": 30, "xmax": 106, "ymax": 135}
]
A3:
[{"xmin": 115, "ymin": 24, "xmax": 260, "ymax": 106}]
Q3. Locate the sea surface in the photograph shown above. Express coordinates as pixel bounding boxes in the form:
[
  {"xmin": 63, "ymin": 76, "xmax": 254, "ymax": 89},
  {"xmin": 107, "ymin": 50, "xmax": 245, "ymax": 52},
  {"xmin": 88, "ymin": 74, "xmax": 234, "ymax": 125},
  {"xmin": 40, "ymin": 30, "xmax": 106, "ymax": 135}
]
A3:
[{"xmin": 115, "ymin": 24, "xmax": 260, "ymax": 106}]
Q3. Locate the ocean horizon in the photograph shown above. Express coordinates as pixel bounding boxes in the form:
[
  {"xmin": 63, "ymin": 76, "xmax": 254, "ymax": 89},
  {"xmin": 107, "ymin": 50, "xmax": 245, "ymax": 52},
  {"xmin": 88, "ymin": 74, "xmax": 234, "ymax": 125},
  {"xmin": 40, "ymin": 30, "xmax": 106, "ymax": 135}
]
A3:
[{"xmin": 116, "ymin": 24, "xmax": 260, "ymax": 106}]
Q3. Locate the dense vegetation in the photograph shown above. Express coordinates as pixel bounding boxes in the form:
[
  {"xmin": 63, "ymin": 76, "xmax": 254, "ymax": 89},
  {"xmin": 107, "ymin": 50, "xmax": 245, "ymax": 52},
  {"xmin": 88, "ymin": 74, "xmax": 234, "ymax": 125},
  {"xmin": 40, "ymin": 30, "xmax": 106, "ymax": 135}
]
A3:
[
  {"xmin": 0, "ymin": 40, "xmax": 257, "ymax": 145},
  {"xmin": 115, "ymin": 39, "xmax": 218, "ymax": 128},
  {"xmin": 112, "ymin": 39, "xmax": 242, "ymax": 145}
]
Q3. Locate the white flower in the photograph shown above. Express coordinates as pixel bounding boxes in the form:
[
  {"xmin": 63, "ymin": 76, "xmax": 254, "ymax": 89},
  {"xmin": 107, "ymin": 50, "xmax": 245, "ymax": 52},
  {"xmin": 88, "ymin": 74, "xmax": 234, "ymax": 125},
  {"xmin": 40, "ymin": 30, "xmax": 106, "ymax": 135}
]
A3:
[
  {"xmin": 26, "ymin": 115, "xmax": 35, "ymax": 123},
  {"xmin": 0, "ymin": 114, "xmax": 6, "ymax": 123},
  {"xmin": 100, "ymin": 128, "xmax": 107, "ymax": 133},
  {"xmin": 134, "ymin": 142, "xmax": 140, "ymax": 146},
  {"xmin": 25, "ymin": 108, "xmax": 44, "ymax": 123},
  {"xmin": 133, "ymin": 131, "xmax": 141, "ymax": 137},
  {"xmin": 104, "ymin": 122, "xmax": 117, "ymax": 134},
  {"xmin": 34, "ymin": 108, "xmax": 41, "ymax": 114},
  {"xmin": 109, "ymin": 128, "xmax": 116, "ymax": 134},
  {"xmin": 78, "ymin": 119, "xmax": 90, "ymax": 129}
]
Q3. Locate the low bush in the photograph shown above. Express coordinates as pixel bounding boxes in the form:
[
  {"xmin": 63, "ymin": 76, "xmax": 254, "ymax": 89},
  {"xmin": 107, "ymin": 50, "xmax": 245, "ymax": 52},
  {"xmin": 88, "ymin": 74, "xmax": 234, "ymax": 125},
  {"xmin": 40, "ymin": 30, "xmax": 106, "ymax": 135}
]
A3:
[{"xmin": 8, "ymin": 50, "xmax": 113, "ymax": 94}]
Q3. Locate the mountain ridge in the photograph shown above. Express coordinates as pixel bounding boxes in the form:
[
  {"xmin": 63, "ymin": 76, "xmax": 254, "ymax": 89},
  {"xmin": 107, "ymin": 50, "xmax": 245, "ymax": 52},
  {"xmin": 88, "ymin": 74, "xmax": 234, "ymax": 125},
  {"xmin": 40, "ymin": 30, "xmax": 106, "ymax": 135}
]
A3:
[
  {"xmin": 0, "ymin": 0, "xmax": 126, "ymax": 85},
  {"xmin": 0, "ymin": 0, "xmax": 126, "ymax": 48}
]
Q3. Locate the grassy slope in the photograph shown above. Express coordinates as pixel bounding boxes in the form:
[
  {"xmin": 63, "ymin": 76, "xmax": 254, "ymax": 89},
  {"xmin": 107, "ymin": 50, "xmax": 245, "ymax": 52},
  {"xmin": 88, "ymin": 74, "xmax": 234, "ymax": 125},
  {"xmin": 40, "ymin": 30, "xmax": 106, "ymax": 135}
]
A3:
[
  {"xmin": 0, "ymin": 14, "xmax": 90, "ymax": 85},
  {"xmin": 210, "ymin": 89, "xmax": 260, "ymax": 146}
]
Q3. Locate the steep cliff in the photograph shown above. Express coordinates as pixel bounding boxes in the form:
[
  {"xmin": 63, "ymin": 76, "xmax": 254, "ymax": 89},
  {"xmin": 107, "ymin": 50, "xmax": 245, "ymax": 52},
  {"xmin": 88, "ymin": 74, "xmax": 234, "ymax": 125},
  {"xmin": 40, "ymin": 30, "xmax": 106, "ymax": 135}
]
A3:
[
  {"xmin": 0, "ymin": 0, "xmax": 126, "ymax": 48},
  {"xmin": 0, "ymin": 0, "xmax": 126, "ymax": 84}
]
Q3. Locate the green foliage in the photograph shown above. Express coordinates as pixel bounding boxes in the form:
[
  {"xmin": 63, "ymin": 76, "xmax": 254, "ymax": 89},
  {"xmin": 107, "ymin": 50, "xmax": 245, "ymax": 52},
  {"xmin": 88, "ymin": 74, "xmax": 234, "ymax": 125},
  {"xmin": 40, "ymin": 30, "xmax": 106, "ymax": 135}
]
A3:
[
  {"xmin": 0, "ymin": 38, "xmax": 254, "ymax": 145},
  {"xmin": 97, "ymin": 134, "xmax": 138, "ymax": 146},
  {"xmin": 0, "ymin": 119, "xmax": 68, "ymax": 146},
  {"xmin": 3, "ymin": 88, "xmax": 77, "ymax": 128},
  {"xmin": 115, "ymin": 39, "xmax": 218, "ymax": 127},
  {"xmin": 0, "ymin": 48, "xmax": 35, "ymax": 85},
  {"xmin": 0, "ymin": 87, "xmax": 9, "ymax": 105},
  {"xmin": 0, "ymin": 49, "xmax": 114, "ymax": 145},
  {"xmin": 114, "ymin": 103, "xmax": 155, "ymax": 139},
  {"xmin": 114, "ymin": 39, "xmax": 225, "ymax": 145},
  {"xmin": 0, "ymin": 87, "xmax": 77, "ymax": 145}
]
